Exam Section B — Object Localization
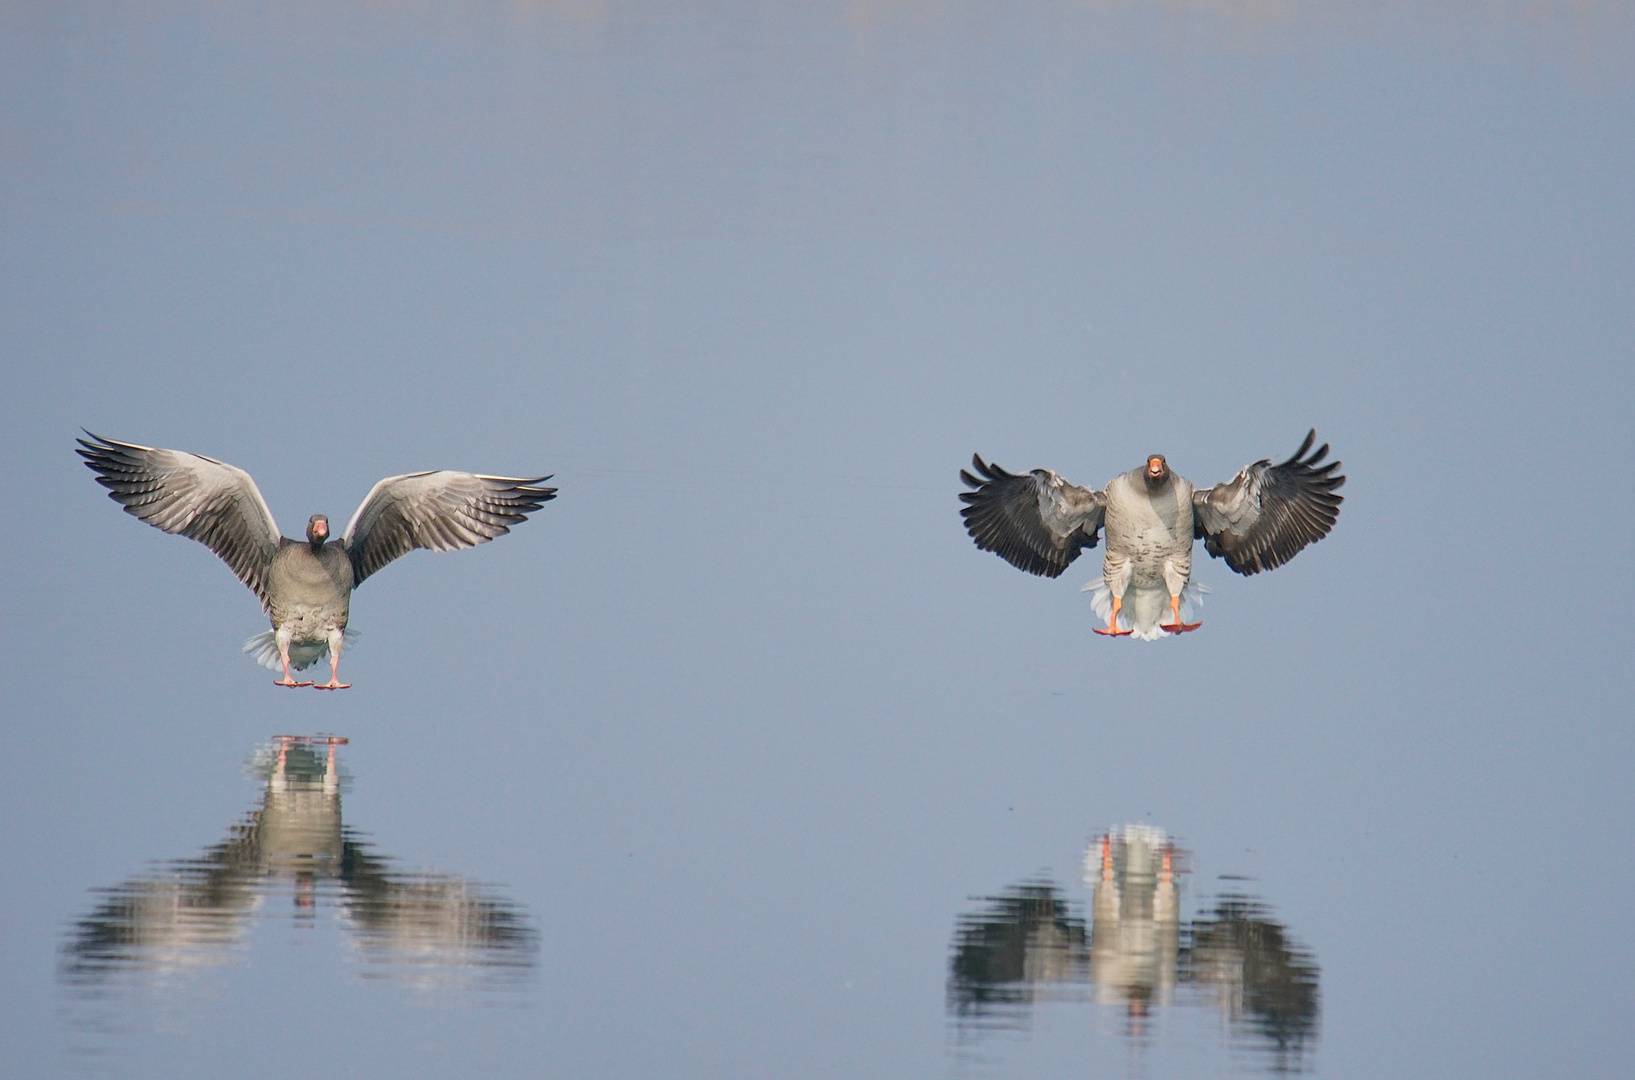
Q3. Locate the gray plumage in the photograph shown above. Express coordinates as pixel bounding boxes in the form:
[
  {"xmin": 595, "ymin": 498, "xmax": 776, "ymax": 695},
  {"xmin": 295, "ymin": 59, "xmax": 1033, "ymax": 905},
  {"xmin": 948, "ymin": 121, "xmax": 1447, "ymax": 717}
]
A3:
[
  {"xmin": 1190, "ymin": 431, "xmax": 1345, "ymax": 576},
  {"xmin": 78, "ymin": 432, "xmax": 556, "ymax": 686},
  {"xmin": 960, "ymin": 430, "xmax": 1344, "ymax": 638}
]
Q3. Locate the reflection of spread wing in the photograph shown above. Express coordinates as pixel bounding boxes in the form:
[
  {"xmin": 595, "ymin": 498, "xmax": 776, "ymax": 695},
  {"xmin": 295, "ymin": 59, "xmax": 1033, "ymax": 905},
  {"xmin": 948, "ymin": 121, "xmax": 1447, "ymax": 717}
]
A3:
[
  {"xmin": 342, "ymin": 865, "xmax": 538, "ymax": 972},
  {"xmin": 959, "ymin": 455, "xmax": 1105, "ymax": 578},
  {"xmin": 948, "ymin": 880, "xmax": 1087, "ymax": 1015},
  {"xmin": 342, "ymin": 471, "xmax": 556, "ymax": 587},
  {"xmin": 60, "ymin": 809, "xmax": 266, "ymax": 986},
  {"xmin": 77, "ymin": 432, "xmax": 283, "ymax": 605},
  {"xmin": 1185, "ymin": 895, "xmax": 1320, "ymax": 1054},
  {"xmin": 1192, "ymin": 430, "xmax": 1345, "ymax": 576}
]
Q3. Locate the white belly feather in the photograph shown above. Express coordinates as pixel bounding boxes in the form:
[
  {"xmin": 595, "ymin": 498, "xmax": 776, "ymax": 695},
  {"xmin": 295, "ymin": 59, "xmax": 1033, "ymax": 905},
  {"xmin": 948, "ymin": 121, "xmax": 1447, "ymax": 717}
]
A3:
[{"xmin": 1090, "ymin": 472, "xmax": 1200, "ymax": 639}]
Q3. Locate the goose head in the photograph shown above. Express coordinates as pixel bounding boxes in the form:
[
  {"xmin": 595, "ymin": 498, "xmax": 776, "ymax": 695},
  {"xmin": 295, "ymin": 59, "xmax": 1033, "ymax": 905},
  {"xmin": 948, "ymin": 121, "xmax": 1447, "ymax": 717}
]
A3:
[
  {"xmin": 306, "ymin": 514, "xmax": 330, "ymax": 548},
  {"xmin": 1143, "ymin": 455, "xmax": 1170, "ymax": 489}
]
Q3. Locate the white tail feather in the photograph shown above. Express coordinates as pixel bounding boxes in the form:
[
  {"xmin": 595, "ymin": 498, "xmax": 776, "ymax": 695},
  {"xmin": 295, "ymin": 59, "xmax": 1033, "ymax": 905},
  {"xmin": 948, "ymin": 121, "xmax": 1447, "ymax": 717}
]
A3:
[
  {"xmin": 1081, "ymin": 579, "xmax": 1207, "ymax": 641},
  {"xmin": 242, "ymin": 629, "xmax": 360, "ymax": 671}
]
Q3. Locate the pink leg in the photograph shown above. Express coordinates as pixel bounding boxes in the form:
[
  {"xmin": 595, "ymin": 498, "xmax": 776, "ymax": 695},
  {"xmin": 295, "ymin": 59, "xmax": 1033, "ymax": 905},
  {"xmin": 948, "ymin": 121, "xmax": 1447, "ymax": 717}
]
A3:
[
  {"xmin": 313, "ymin": 651, "xmax": 350, "ymax": 691},
  {"xmin": 275, "ymin": 649, "xmax": 313, "ymax": 688}
]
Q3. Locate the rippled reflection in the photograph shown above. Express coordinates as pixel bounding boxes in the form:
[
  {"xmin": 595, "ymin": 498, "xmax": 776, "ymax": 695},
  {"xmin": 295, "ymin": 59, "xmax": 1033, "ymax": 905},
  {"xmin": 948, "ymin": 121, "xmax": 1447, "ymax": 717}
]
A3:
[
  {"xmin": 60, "ymin": 736, "xmax": 536, "ymax": 998},
  {"xmin": 1086, "ymin": 825, "xmax": 1182, "ymax": 1022},
  {"xmin": 948, "ymin": 880, "xmax": 1089, "ymax": 1026},
  {"xmin": 948, "ymin": 826, "xmax": 1319, "ymax": 1071},
  {"xmin": 1188, "ymin": 894, "xmax": 1320, "ymax": 1065}
]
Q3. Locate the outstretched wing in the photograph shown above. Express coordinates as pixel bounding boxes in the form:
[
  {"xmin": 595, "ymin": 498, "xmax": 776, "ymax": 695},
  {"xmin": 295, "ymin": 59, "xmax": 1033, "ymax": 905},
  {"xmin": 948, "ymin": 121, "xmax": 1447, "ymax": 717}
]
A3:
[
  {"xmin": 959, "ymin": 455, "xmax": 1105, "ymax": 579},
  {"xmin": 1192, "ymin": 429, "xmax": 1345, "ymax": 576},
  {"xmin": 342, "ymin": 471, "xmax": 557, "ymax": 587},
  {"xmin": 76, "ymin": 431, "xmax": 283, "ymax": 604}
]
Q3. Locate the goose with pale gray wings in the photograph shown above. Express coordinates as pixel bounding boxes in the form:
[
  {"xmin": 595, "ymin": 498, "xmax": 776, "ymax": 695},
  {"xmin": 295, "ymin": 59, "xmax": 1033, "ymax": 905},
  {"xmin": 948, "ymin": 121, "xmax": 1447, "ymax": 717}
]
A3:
[
  {"xmin": 78, "ymin": 432, "xmax": 555, "ymax": 688},
  {"xmin": 960, "ymin": 430, "xmax": 1343, "ymax": 640}
]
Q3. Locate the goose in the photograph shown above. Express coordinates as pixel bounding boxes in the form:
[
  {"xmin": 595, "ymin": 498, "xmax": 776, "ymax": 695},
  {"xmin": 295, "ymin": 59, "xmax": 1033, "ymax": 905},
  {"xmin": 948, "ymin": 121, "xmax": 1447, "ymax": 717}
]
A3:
[
  {"xmin": 959, "ymin": 430, "xmax": 1343, "ymax": 639},
  {"xmin": 78, "ymin": 432, "xmax": 556, "ymax": 688}
]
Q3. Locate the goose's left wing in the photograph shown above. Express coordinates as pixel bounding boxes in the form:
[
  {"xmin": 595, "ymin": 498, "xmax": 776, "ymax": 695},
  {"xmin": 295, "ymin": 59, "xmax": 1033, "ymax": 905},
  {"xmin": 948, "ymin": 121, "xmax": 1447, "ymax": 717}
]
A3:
[
  {"xmin": 342, "ymin": 471, "xmax": 556, "ymax": 587},
  {"xmin": 1193, "ymin": 430, "xmax": 1345, "ymax": 576}
]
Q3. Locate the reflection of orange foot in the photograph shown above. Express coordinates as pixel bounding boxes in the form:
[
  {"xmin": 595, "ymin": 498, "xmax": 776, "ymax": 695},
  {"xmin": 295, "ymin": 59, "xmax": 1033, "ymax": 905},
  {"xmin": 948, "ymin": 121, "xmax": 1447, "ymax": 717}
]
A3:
[
  {"xmin": 313, "ymin": 681, "xmax": 351, "ymax": 690},
  {"xmin": 1161, "ymin": 621, "xmax": 1202, "ymax": 633},
  {"xmin": 275, "ymin": 679, "xmax": 314, "ymax": 688},
  {"xmin": 1093, "ymin": 626, "xmax": 1133, "ymax": 636}
]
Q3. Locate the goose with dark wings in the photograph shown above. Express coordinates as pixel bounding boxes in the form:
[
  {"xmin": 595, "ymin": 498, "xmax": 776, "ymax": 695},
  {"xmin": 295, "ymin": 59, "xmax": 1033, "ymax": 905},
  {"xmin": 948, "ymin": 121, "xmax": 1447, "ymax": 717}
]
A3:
[{"xmin": 959, "ymin": 431, "xmax": 1344, "ymax": 639}]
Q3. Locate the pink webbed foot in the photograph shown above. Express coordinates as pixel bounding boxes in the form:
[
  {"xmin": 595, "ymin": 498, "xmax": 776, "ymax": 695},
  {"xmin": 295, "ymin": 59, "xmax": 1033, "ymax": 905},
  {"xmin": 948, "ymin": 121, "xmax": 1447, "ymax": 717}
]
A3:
[
  {"xmin": 313, "ymin": 680, "xmax": 351, "ymax": 690},
  {"xmin": 1093, "ymin": 626, "xmax": 1133, "ymax": 636},
  {"xmin": 1160, "ymin": 621, "xmax": 1202, "ymax": 634},
  {"xmin": 275, "ymin": 679, "xmax": 314, "ymax": 688}
]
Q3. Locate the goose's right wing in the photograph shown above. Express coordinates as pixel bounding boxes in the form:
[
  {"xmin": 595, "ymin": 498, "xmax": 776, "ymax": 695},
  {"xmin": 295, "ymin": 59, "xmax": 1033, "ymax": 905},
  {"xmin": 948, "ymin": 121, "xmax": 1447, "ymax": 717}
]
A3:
[
  {"xmin": 959, "ymin": 455, "xmax": 1105, "ymax": 578},
  {"xmin": 77, "ymin": 432, "xmax": 283, "ymax": 604}
]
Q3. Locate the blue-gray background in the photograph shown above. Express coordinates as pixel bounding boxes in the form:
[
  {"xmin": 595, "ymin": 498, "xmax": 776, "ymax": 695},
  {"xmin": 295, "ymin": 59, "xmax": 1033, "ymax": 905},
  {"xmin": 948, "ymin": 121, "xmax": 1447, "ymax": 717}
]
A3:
[{"xmin": 2, "ymin": 2, "xmax": 1632, "ymax": 1077}]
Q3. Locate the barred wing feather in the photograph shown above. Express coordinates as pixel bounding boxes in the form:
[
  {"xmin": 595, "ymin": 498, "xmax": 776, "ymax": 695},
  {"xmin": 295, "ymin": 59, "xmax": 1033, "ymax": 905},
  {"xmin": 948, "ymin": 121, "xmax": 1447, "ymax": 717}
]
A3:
[
  {"xmin": 76, "ymin": 432, "xmax": 282, "ymax": 605},
  {"xmin": 1192, "ymin": 430, "xmax": 1345, "ymax": 576},
  {"xmin": 342, "ymin": 471, "xmax": 557, "ymax": 587},
  {"xmin": 959, "ymin": 454, "xmax": 1105, "ymax": 579}
]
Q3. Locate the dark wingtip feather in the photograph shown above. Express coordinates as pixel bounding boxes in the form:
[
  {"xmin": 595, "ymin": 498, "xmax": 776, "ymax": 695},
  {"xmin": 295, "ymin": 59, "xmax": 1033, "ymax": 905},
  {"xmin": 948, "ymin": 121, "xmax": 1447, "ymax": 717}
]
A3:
[
  {"xmin": 1292, "ymin": 428, "xmax": 1316, "ymax": 460},
  {"xmin": 76, "ymin": 430, "xmax": 114, "ymax": 460},
  {"xmin": 956, "ymin": 457, "xmax": 1094, "ymax": 579}
]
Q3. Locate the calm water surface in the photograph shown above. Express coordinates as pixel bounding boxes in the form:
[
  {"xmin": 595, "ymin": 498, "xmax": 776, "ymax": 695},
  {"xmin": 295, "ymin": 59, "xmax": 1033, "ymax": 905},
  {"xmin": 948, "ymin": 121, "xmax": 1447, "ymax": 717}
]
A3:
[{"xmin": 4, "ymin": 1, "xmax": 1633, "ymax": 1078}]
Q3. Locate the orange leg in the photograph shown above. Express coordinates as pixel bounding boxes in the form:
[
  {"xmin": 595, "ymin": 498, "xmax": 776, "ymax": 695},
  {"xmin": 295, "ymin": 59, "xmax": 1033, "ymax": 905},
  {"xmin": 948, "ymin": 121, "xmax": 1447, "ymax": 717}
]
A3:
[
  {"xmin": 313, "ymin": 652, "xmax": 351, "ymax": 691},
  {"xmin": 1160, "ymin": 594, "xmax": 1202, "ymax": 634},
  {"xmin": 1093, "ymin": 594, "xmax": 1134, "ymax": 636}
]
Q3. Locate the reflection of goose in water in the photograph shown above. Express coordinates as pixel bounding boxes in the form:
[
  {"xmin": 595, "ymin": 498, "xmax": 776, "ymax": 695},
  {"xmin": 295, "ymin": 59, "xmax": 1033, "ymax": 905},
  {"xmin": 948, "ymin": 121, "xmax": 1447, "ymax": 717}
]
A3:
[
  {"xmin": 60, "ymin": 737, "xmax": 536, "ymax": 993},
  {"xmin": 1085, "ymin": 825, "xmax": 1181, "ymax": 1023},
  {"xmin": 946, "ymin": 826, "xmax": 1319, "ymax": 1068}
]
